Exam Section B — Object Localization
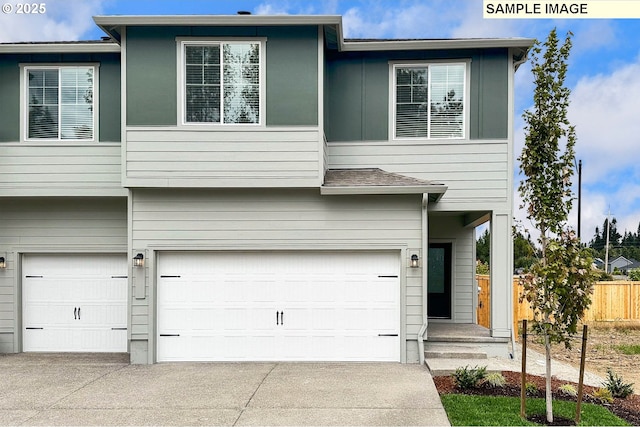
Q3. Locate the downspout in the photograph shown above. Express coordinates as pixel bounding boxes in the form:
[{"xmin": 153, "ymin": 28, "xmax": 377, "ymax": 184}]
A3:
[{"xmin": 418, "ymin": 194, "xmax": 429, "ymax": 365}]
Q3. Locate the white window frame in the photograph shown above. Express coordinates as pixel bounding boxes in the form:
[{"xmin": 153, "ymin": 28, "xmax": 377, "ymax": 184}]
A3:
[
  {"xmin": 20, "ymin": 63, "xmax": 99, "ymax": 142},
  {"xmin": 389, "ymin": 60, "xmax": 470, "ymax": 141},
  {"xmin": 177, "ymin": 37, "xmax": 266, "ymax": 127}
]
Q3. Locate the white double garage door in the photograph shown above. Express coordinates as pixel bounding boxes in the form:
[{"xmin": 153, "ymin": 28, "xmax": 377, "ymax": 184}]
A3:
[{"xmin": 23, "ymin": 252, "xmax": 401, "ymax": 362}]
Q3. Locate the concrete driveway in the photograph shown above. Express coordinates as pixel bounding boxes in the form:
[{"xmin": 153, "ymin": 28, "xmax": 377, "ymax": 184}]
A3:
[{"xmin": 0, "ymin": 354, "xmax": 450, "ymax": 426}]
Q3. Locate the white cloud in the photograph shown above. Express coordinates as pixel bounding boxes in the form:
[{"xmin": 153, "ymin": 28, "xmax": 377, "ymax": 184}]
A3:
[
  {"xmin": 0, "ymin": 0, "xmax": 105, "ymax": 42},
  {"xmin": 569, "ymin": 58, "xmax": 640, "ymax": 184}
]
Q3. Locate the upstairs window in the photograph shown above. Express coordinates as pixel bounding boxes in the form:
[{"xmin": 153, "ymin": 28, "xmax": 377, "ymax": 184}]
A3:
[
  {"xmin": 393, "ymin": 62, "xmax": 466, "ymax": 139},
  {"xmin": 181, "ymin": 40, "xmax": 263, "ymax": 125},
  {"xmin": 24, "ymin": 66, "xmax": 96, "ymax": 140}
]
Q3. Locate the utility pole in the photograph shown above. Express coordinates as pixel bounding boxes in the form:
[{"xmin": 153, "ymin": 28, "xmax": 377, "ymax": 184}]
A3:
[
  {"xmin": 577, "ymin": 160, "xmax": 582, "ymax": 242},
  {"xmin": 604, "ymin": 207, "xmax": 611, "ymax": 274}
]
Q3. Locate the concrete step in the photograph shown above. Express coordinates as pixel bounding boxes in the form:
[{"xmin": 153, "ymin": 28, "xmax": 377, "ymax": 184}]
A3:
[
  {"xmin": 425, "ymin": 358, "xmax": 503, "ymax": 377},
  {"xmin": 424, "ymin": 348, "xmax": 487, "ymax": 359}
]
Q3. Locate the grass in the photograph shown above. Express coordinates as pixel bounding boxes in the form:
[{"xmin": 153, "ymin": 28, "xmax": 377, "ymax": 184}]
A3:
[
  {"xmin": 440, "ymin": 394, "xmax": 630, "ymax": 426},
  {"xmin": 614, "ymin": 344, "xmax": 640, "ymax": 355}
]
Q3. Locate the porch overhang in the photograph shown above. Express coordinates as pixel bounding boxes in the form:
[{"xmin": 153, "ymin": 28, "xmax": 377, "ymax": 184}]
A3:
[{"xmin": 321, "ymin": 168, "xmax": 447, "ymax": 202}]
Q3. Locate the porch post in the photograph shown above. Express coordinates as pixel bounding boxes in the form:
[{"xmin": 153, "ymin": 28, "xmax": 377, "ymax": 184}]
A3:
[
  {"xmin": 490, "ymin": 212, "xmax": 513, "ymax": 338},
  {"xmin": 418, "ymin": 194, "xmax": 429, "ymax": 365}
]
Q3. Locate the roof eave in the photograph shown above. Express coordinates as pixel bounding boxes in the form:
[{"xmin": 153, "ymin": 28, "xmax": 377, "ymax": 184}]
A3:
[
  {"xmin": 0, "ymin": 42, "xmax": 120, "ymax": 54},
  {"xmin": 340, "ymin": 38, "xmax": 535, "ymax": 52},
  {"xmin": 320, "ymin": 185, "xmax": 447, "ymax": 199},
  {"xmin": 94, "ymin": 14, "xmax": 343, "ymax": 43}
]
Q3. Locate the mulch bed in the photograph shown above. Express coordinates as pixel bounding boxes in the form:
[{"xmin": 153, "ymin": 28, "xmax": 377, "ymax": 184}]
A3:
[{"xmin": 433, "ymin": 371, "xmax": 640, "ymax": 426}]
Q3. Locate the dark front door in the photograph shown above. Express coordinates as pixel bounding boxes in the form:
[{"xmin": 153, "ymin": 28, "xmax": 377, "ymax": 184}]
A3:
[{"xmin": 428, "ymin": 243, "xmax": 452, "ymax": 319}]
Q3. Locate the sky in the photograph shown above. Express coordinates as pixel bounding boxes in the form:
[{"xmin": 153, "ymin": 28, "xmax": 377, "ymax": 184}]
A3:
[{"xmin": 2, "ymin": 0, "xmax": 639, "ymax": 244}]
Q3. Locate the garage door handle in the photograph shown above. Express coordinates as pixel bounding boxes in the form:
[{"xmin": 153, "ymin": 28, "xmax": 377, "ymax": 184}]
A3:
[
  {"xmin": 378, "ymin": 334, "xmax": 398, "ymax": 337},
  {"xmin": 26, "ymin": 327, "xmax": 43, "ymax": 330},
  {"xmin": 74, "ymin": 307, "xmax": 77, "ymax": 320},
  {"xmin": 160, "ymin": 334, "xmax": 180, "ymax": 337},
  {"xmin": 276, "ymin": 311, "xmax": 284, "ymax": 325},
  {"xmin": 111, "ymin": 327, "xmax": 127, "ymax": 331},
  {"xmin": 77, "ymin": 307, "xmax": 80, "ymax": 320}
]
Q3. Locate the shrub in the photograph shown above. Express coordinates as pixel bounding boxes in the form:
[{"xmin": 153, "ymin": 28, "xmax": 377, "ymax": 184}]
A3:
[
  {"xmin": 525, "ymin": 381, "xmax": 539, "ymax": 396},
  {"xmin": 452, "ymin": 365, "xmax": 487, "ymax": 389},
  {"xmin": 482, "ymin": 372, "xmax": 506, "ymax": 388},
  {"xmin": 476, "ymin": 261, "xmax": 490, "ymax": 275},
  {"xmin": 592, "ymin": 387, "xmax": 614, "ymax": 404},
  {"xmin": 629, "ymin": 268, "xmax": 640, "ymax": 281},
  {"xmin": 602, "ymin": 368, "xmax": 634, "ymax": 398},
  {"xmin": 557, "ymin": 383, "xmax": 577, "ymax": 398}
]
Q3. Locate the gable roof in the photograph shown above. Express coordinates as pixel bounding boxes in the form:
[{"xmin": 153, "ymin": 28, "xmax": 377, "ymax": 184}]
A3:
[
  {"xmin": 321, "ymin": 168, "xmax": 446, "ymax": 201},
  {"xmin": 93, "ymin": 14, "xmax": 533, "ymax": 61}
]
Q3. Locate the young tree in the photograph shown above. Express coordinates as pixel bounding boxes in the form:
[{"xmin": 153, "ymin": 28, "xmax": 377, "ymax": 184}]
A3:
[{"xmin": 518, "ymin": 28, "xmax": 596, "ymax": 423}]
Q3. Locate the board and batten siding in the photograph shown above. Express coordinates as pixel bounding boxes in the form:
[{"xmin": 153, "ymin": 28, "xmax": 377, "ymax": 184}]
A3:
[
  {"xmin": 125, "ymin": 25, "xmax": 318, "ymax": 127},
  {"xmin": 0, "ymin": 198, "xmax": 127, "ymax": 353},
  {"xmin": 0, "ymin": 144, "xmax": 125, "ymax": 197},
  {"xmin": 130, "ymin": 189, "xmax": 424, "ymax": 362},
  {"xmin": 124, "ymin": 128, "xmax": 322, "ymax": 188},
  {"xmin": 324, "ymin": 48, "xmax": 510, "ymax": 142},
  {"xmin": 430, "ymin": 215, "xmax": 475, "ymax": 323},
  {"xmin": 327, "ymin": 140, "xmax": 509, "ymax": 211}
]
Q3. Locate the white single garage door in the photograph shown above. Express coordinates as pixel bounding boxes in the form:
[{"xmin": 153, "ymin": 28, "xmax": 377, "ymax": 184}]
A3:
[
  {"xmin": 158, "ymin": 251, "xmax": 400, "ymax": 362},
  {"xmin": 23, "ymin": 254, "xmax": 128, "ymax": 352}
]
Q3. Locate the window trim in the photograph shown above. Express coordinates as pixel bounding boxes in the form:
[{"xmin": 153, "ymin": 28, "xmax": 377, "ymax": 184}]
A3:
[
  {"xmin": 20, "ymin": 63, "xmax": 99, "ymax": 143},
  {"xmin": 177, "ymin": 37, "xmax": 266, "ymax": 128},
  {"xmin": 389, "ymin": 59, "xmax": 470, "ymax": 141}
]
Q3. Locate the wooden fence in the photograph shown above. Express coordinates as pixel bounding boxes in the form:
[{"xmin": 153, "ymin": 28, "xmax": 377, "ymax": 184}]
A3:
[{"xmin": 476, "ymin": 275, "xmax": 640, "ymax": 332}]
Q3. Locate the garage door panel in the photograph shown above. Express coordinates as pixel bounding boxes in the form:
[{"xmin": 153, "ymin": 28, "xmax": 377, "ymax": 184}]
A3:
[
  {"xmin": 23, "ymin": 254, "xmax": 128, "ymax": 353},
  {"xmin": 158, "ymin": 251, "xmax": 400, "ymax": 362},
  {"xmin": 190, "ymin": 307, "xmax": 218, "ymax": 331},
  {"xmin": 160, "ymin": 279, "xmax": 189, "ymax": 302},
  {"xmin": 252, "ymin": 308, "xmax": 278, "ymax": 331},
  {"xmin": 372, "ymin": 308, "xmax": 398, "ymax": 330},
  {"xmin": 311, "ymin": 309, "xmax": 337, "ymax": 330},
  {"xmin": 158, "ymin": 336, "xmax": 189, "ymax": 361},
  {"xmin": 24, "ymin": 303, "xmax": 75, "ymax": 327}
]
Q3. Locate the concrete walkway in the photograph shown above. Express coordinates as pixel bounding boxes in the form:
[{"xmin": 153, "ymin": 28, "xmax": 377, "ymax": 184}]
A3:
[
  {"xmin": 426, "ymin": 344, "xmax": 605, "ymax": 387},
  {"xmin": 0, "ymin": 354, "xmax": 450, "ymax": 426}
]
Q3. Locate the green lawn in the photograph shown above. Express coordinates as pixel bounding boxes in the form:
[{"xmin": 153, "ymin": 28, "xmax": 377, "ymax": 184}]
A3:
[
  {"xmin": 440, "ymin": 394, "xmax": 630, "ymax": 426},
  {"xmin": 614, "ymin": 344, "xmax": 640, "ymax": 355}
]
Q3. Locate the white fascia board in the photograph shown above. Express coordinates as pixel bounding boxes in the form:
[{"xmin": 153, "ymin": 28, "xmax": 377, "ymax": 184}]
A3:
[
  {"xmin": 94, "ymin": 14, "xmax": 343, "ymax": 42},
  {"xmin": 320, "ymin": 185, "xmax": 447, "ymax": 196},
  {"xmin": 0, "ymin": 43, "xmax": 120, "ymax": 53},
  {"xmin": 94, "ymin": 14, "xmax": 342, "ymax": 27},
  {"xmin": 341, "ymin": 38, "xmax": 535, "ymax": 52}
]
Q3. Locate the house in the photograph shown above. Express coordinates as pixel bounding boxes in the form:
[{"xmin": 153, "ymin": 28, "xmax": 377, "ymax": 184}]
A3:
[
  {"xmin": 595, "ymin": 256, "xmax": 640, "ymax": 274},
  {"xmin": 0, "ymin": 13, "xmax": 533, "ymax": 364},
  {"xmin": 608, "ymin": 256, "xmax": 638, "ymax": 274}
]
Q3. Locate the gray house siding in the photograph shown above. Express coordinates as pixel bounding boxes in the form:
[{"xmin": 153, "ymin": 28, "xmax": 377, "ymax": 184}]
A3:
[
  {"xmin": 0, "ymin": 198, "xmax": 127, "ymax": 352},
  {"xmin": 0, "ymin": 144, "xmax": 125, "ymax": 197},
  {"xmin": 129, "ymin": 188, "xmax": 424, "ymax": 363},
  {"xmin": 327, "ymin": 139, "xmax": 509, "ymax": 209},
  {"xmin": 324, "ymin": 48, "xmax": 509, "ymax": 142},
  {"xmin": 125, "ymin": 25, "xmax": 318, "ymax": 127},
  {"xmin": 0, "ymin": 52, "xmax": 121, "ymax": 143},
  {"xmin": 0, "ymin": 52, "xmax": 124, "ymax": 197},
  {"xmin": 123, "ymin": 128, "xmax": 322, "ymax": 187}
]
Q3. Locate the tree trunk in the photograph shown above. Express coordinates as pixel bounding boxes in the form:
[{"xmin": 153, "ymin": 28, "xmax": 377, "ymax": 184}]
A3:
[{"xmin": 545, "ymin": 333, "xmax": 553, "ymax": 423}]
